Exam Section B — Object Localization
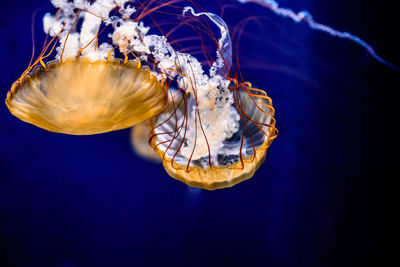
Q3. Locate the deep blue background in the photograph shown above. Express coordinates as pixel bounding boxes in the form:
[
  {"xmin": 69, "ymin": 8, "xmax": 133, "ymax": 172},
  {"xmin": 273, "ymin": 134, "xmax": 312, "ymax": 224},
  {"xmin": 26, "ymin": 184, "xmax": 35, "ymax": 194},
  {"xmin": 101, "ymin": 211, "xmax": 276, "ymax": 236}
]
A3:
[{"xmin": 1, "ymin": 0, "xmax": 398, "ymax": 266}]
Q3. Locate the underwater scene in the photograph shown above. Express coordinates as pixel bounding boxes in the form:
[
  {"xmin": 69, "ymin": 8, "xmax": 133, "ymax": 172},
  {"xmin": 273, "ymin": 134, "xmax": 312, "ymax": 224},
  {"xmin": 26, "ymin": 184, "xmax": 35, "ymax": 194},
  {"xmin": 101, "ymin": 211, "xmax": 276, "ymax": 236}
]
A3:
[{"xmin": 0, "ymin": 0, "xmax": 398, "ymax": 266}]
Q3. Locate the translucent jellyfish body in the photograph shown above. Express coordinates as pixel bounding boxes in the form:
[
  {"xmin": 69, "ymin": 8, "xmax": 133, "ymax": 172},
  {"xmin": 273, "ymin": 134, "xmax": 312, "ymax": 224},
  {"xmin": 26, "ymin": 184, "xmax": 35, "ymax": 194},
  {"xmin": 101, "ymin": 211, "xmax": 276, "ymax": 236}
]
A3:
[
  {"xmin": 6, "ymin": 59, "xmax": 167, "ymax": 135},
  {"xmin": 150, "ymin": 88, "xmax": 277, "ymax": 190},
  {"xmin": 131, "ymin": 122, "xmax": 162, "ymax": 162}
]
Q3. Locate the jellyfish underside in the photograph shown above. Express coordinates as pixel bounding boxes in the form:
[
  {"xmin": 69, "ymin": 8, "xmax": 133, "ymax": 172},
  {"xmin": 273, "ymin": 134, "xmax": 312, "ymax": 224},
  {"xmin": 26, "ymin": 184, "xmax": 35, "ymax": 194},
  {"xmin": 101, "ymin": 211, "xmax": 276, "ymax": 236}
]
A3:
[
  {"xmin": 151, "ymin": 91, "xmax": 276, "ymax": 190},
  {"xmin": 6, "ymin": 58, "xmax": 167, "ymax": 135}
]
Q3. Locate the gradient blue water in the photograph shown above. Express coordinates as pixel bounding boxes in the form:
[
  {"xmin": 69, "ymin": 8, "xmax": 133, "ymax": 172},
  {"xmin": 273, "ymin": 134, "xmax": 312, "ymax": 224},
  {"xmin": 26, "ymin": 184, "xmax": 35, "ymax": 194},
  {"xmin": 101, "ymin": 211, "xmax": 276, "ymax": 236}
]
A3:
[{"xmin": 0, "ymin": 1, "xmax": 397, "ymax": 266}]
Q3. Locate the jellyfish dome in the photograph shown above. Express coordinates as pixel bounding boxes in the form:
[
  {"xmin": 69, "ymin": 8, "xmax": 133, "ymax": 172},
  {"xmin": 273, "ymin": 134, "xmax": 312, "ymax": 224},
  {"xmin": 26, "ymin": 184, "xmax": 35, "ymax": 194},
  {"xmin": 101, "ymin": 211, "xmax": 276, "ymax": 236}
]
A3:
[
  {"xmin": 150, "ymin": 88, "xmax": 277, "ymax": 190},
  {"xmin": 7, "ymin": 59, "xmax": 167, "ymax": 135},
  {"xmin": 6, "ymin": 0, "xmax": 168, "ymax": 135}
]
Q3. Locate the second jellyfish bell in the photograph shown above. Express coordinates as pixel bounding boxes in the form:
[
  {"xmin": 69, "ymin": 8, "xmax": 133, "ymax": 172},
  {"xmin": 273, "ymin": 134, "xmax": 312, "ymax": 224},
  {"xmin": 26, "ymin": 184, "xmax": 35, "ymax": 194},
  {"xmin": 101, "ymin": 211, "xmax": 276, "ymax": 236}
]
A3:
[{"xmin": 149, "ymin": 85, "xmax": 278, "ymax": 191}]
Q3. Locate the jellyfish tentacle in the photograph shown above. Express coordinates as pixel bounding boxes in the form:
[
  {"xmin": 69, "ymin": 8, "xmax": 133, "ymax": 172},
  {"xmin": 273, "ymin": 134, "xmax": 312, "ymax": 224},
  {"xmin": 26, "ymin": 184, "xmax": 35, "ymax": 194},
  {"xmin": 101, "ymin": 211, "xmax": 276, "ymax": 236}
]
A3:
[
  {"xmin": 18, "ymin": 21, "xmax": 66, "ymax": 85},
  {"xmin": 183, "ymin": 6, "xmax": 233, "ymax": 76},
  {"xmin": 107, "ymin": 47, "xmax": 117, "ymax": 62},
  {"xmin": 60, "ymin": 10, "xmax": 81, "ymax": 63},
  {"xmin": 130, "ymin": 51, "xmax": 142, "ymax": 69},
  {"xmin": 238, "ymin": 0, "xmax": 400, "ymax": 72}
]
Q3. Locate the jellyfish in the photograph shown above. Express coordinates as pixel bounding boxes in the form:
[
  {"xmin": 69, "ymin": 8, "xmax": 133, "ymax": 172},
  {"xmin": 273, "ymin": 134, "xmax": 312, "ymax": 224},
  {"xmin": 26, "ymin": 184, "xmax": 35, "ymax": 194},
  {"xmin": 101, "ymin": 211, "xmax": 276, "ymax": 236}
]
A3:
[
  {"xmin": 121, "ymin": 3, "xmax": 278, "ymax": 190},
  {"xmin": 150, "ymin": 88, "xmax": 277, "ymax": 190},
  {"xmin": 6, "ymin": 0, "xmax": 279, "ymax": 189},
  {"xmin": 131, "ymin": 121, "xmax": 161, "ymax": 162},
  {"xmin": 6, "ymin": 58, "xmax": 167, "ymax": 135},
  {"xmin": 6, "ymin": 0, "xmax": 168, "ymax": 135},
  {"xmin": 7, "ymin": 0, "xmax": 275, "ymax": 189}
]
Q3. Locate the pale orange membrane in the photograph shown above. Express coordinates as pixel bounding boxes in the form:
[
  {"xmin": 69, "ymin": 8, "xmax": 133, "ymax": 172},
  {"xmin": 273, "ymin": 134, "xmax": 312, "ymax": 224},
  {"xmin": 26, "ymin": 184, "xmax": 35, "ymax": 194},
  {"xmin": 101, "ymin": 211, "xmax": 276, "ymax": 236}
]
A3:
[
  {"xmin": 6, "ymin": 58, "xmax": 168, "ymax": 135},
  {"xmin": 131, "ymin": 122, "xmax": 162, "ymax": 162},
  {"xmin": 150, "ymin": 91, "xmax": 277, "ymax": 190}
]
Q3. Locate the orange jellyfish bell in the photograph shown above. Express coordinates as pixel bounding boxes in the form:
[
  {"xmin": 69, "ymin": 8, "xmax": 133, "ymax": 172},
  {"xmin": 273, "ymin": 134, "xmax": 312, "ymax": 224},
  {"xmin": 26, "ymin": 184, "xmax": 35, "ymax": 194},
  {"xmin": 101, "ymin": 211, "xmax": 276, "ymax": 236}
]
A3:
[
  {"xmin": 150, "ymin": 86, "xmax": 278, "ymax": 190},
  {"xmin": 131, "ymin": 121, "xmax": 162, "ymax": 162},
  {"xmin": 6, "ymin": 58, "xmax": 168, "ymax": 135}
]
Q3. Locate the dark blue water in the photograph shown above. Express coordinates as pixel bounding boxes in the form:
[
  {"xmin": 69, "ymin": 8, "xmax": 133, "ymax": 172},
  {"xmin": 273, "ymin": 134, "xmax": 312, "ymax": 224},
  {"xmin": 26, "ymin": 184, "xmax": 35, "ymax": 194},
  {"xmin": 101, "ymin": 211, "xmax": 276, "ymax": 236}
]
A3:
[{"xmin": 1, "ymin": 1, "xmax": 397, "ymax": 266}]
